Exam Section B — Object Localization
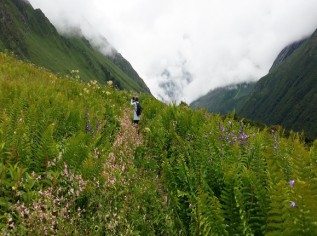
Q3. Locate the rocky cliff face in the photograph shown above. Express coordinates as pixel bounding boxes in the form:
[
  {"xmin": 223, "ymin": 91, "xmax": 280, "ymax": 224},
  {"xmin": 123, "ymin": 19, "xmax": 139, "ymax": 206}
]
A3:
[
  {"xmin": 269, "ymin": 38, "xmax": 307, "ymax": 72},
  {"xmin": 0, "ymin": 0, "xmax": 29, "ymax": 57}
]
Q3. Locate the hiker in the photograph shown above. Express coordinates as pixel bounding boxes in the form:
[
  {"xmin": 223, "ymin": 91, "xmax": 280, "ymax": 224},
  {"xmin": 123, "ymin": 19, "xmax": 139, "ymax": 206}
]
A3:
[{"xmin": 130, "ymin": 96, "xmax": 141, "ymax": 126}]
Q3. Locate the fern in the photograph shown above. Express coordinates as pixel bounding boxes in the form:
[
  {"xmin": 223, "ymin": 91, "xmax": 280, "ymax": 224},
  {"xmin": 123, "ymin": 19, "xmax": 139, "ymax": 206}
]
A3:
[
  {"xmin": 80, "ymin": 156, "xmax": 103, "ymax": 179},
  {"xmin": 197, "ymin": 190, "xmax": 228, "ymax": 236},
  {"xmin": 62, "ymin": 131, "xmax": 89, "ymax": 169},
  {"xmin": 221, "ymin": 165, "xmax": 246, "ymax": 235},
  {"xmin": 266, "ymin": 180, "xmax": 291, "ymax": 235}
]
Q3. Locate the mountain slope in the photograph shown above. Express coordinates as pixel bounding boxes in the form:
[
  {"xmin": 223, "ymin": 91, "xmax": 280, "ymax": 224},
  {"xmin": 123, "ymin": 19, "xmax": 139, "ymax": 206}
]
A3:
[
  {"xmin": 239, "ymin": 29, "xmax": 317, "ymax": 140},
  {"xmin": 190, "ymin": 82, "xmax": 255, "ymax": 114},
  {"xmin": 0, "ymin": 0, "xmax": 150, "ymax": 93},
  {"xmin": 1, "ymin": 52, "xmax": 317, "ymax": 235}
]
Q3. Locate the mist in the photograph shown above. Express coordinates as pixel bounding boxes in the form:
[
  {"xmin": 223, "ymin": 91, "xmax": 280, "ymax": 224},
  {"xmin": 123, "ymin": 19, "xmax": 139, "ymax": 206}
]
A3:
[{"xmin": 28, "ymin": 0, "xmax": 317, "ymax": 103}]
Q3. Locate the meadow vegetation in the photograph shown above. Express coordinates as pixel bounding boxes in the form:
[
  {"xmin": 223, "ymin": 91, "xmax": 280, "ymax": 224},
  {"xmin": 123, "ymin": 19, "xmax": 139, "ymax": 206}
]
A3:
[{"xmin": 1, "ymin": 52, "xmax": 317, "ymax": 235}]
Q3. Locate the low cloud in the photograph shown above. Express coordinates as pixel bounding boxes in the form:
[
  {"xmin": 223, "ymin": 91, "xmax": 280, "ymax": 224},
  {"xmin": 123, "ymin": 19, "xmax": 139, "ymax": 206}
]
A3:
[{"xmin": 29, "ymin": 0, "xmax": 317, "ymax": 103}]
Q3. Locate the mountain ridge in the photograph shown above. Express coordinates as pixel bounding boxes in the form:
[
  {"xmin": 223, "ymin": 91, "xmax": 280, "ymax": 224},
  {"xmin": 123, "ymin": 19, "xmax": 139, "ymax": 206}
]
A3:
[
  {"xmin": 239, "ymin": 29, "xmax": 317, "ymax": 140},
  {"xmin": 269, "ymin": 38, "xmax": 307, "ymax": 72},
  {"xmin": 190, "ymin": 82, "xmax": 256, "ymax": 114}
]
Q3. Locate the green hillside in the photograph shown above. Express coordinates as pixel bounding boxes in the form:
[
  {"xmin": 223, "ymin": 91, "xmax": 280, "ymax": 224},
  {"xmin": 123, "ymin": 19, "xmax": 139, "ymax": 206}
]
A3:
[
  {"xmin": 191, "ymin": 82, "xmax": 255, "ymax": 114},
  {"xmin": 0, "ymin": 0, "xmax": 150, "ymax": 93},
  {"xmin": 239, "ymin": 29, "xmax": 317, "ymax": 140},
  {"xmin": 1, "ymin": 52, "xmax": 317, "ymax": 235}
]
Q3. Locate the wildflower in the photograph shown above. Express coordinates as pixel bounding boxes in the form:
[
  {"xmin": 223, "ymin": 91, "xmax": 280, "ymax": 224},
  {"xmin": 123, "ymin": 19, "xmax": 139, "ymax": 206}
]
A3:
[
  {"xmin": 240, "ymin": 133, "xmax": 249, "ymax": 140},
  {"xmin": 107, "ymin": 80, "xmax": 113, "ymax": 87},
  {"xmin": 8, "ymin": 218, "xmax": 15, "ymax": 229},
  {"xmin": 77, "ymin": 210, "xmax": 81, "ymax": 218},
  {"xmin": 290, "ymin": 201, "xmax": 296, "ymax": 207},
  {"xmin": 289, "ymin": 180, "xmax": 295, "ymax": 187},
  {"xmin": 86, "ymin": 123, "xmax": 92, "ymax": 132},
  {"xmin": 220, "ymin": 126, "xmax": 225, "ymax": 132},
  {"xmin": 63, "ymin": 163, "xmax": 68, "ymax": 176},
  {"xmin": 58, "ymin": 152, "xmax": 62, "ymax": 161}
]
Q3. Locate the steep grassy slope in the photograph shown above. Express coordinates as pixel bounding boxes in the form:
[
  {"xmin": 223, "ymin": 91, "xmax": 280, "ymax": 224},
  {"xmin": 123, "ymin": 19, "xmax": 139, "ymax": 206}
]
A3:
[
  {"xmin": 1, "ymin": 52, "xmax": 317, "ymax": 235},
  {"xmin": 0, "ymin": 0, "xmax": 150, "ymax": 93},
  {"xmin": 190, "ymin": 82, "xmax": 255, "ymax": 114},
  {"xmin": 239, "ymin": 29, "xmax": 317, "ymax": 140}
]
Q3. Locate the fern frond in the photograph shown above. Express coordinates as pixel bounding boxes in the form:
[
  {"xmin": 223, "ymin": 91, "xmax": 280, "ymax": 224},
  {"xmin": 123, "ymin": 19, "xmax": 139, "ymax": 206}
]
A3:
[{"xmin": 197, "ymin": 191, "xmax": 228, "ymax": 236}]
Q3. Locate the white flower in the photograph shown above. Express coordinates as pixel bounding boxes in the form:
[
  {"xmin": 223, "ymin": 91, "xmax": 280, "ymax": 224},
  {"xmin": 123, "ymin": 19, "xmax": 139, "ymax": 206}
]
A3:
[{"xmin": 107, "ymin": 80, "xmax": 113, "ymax": 87}]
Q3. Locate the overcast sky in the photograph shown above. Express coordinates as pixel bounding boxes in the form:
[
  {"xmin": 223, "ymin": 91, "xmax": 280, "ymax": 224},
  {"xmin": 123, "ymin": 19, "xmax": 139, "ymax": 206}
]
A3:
[{"xmin": 28, "ymin": 0, "xmax": 317, "ymax": 103}]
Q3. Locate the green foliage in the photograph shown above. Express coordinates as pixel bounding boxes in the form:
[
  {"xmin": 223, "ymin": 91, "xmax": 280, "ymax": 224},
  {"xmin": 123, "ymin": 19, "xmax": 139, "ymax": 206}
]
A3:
[{"xmin": 1, "ymin": 53, "xmax": 317, "ymax": 235}]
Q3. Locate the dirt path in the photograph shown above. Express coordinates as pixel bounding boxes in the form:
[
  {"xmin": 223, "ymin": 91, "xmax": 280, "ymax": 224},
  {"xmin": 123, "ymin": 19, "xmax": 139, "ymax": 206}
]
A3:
[{"xmin": 102, "ymin": 108, "xmax": 142, "ymax": 187}]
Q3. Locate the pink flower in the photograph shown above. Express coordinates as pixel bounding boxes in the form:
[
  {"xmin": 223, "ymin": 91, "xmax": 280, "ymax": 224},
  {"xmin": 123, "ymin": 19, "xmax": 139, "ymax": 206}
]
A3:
[{"xmin": 63, "ymin": 163, "xmax": 68, "ymax": 176}]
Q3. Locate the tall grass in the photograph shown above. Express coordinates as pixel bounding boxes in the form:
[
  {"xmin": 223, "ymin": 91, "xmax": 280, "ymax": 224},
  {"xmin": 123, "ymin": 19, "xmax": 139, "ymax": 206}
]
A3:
[{"xmin": 1, "ymin": 52, "xmax": 317, "ymax": 235}]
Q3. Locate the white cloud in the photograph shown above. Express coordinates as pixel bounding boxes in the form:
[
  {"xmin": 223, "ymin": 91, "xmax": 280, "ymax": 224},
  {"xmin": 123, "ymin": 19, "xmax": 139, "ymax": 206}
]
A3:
[{"xmin": 28, "ymin": 0, "xmax": 317, "ymax": 103}]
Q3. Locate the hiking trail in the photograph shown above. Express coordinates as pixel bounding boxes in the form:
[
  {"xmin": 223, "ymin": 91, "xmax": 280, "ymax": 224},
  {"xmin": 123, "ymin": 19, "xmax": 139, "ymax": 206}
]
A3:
[{"xmin": 102, "ymin": 108, "xmax": 143, "ymax": 187}]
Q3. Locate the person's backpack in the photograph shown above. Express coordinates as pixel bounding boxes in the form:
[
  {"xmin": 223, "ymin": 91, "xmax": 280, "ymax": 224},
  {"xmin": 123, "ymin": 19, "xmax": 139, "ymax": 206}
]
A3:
[{"xmin": 136, "ymin": 102, "xmax": 142, "ymax": 116}]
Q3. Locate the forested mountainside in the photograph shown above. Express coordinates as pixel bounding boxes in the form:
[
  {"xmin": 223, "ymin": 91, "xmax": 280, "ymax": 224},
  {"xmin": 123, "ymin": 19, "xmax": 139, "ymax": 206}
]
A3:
[
  {"xmin": 191, "ymin": 29, "xmax": 316, "ymax": 140},
  {"xmin": 190, "ymin": 82, "xmax": 255, "ymax": 114},
  {"xmin": 239, "ymin": 29, "xmax": 317, "ymax": 140},
  {"xmin": 0, "ymin": 0, "xmax": 150, "ymax": 93}
]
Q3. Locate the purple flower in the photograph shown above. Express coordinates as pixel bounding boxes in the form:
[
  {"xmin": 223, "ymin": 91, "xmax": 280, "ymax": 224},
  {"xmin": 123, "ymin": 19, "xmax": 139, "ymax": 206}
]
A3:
[
  {"xmin": 86, "ymin": 123, "xmax": 92, "ymax": 132},
  {"xmin": 240, "ymin": 133, "xmax": 249, "ymax": 140},
  {"xmin": 290, "ymin": 201, "xmax": 296, "ymax": 207},
  {"xmin": 220, "ymin": 126, "xmax": 225, "ymax": 132},
  {"xmin": 289, "ymin": 180, "xmax": 295, "ymax": 187}
]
